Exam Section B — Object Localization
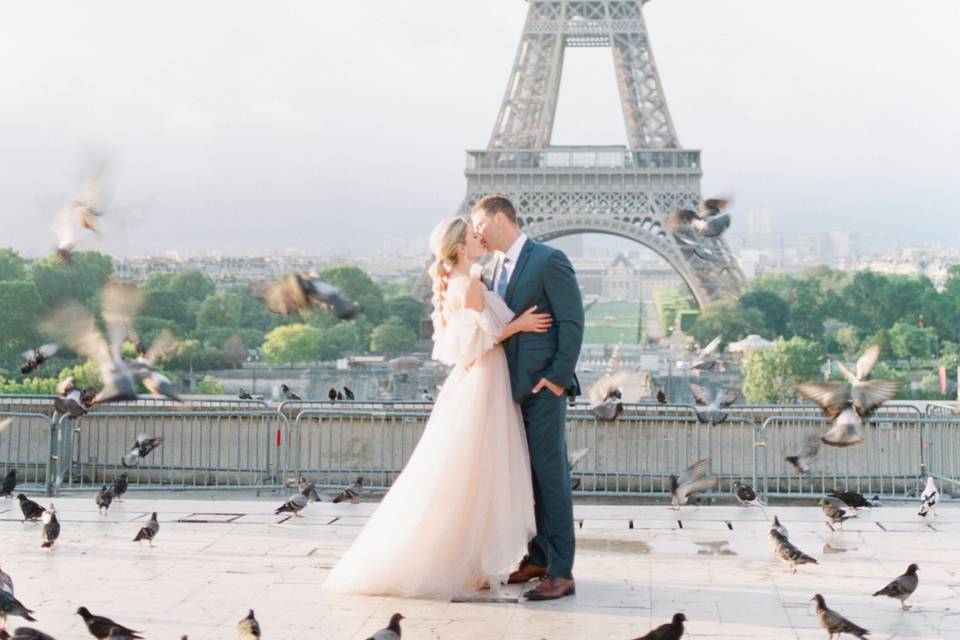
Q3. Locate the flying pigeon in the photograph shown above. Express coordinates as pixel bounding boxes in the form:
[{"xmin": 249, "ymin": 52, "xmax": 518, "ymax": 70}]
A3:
[
  {"xmin": 332, "ymin": 477, "xmax": 364, "ymax": 504},
  {"xmin": 811, "ymin": 594, "xmax": 869, "ymax": 639},
  {"xmin": 238, "ymin": 388, "xmax": 253, "ymax": 400},
  {"xmin": 690, "ymin": 335, "xmax": 722, "ymax": 371},
  {"xmin": 785, "ymin": 435, "xmax": 820, "ymax": 475},
  {"xmin": 237, "ymin": 609, "xmax": 261, "ymax": 640},
  {"xmin": 836, "ymin": 345, "xmax": 888, "ymax": 407},
  {"xmin": 0, "ymin": 627, "xmax": 57, "ymax": 640},
  {"xmin": 918, "ymin": 476, "xmax": 939, "ymax": 517},
  {"xmin": 75, "ymin": 607, "xmax": 143, "ymax": 640},
  {"xmin": 111, "ymin": 473, "xmax": 129, "ymax": 501},
  {"xmin": 828, "ymin": 491, "xmax": 874, "ymax": 509},
  {"xmin": 50, "ymin": 206, "xmax": 77, "ymax": 264},
  {"xmin": 54, "ymin": 377, "xmax": 88, "ymax": 418},
  {"xmin": 0, "ymin": 591, "xmax": 36, "ymax": 624},
  {"xmin": 873, "ymin": 563, "xmax": 919, "ymax": 611},
  {"xmin": 366, "ymin": 613, "xmax": 404, "ymax": 640},
  {"xmin": 667, "ymin": 198, "xmax": 732, "ymax": 238},
  {"xmin": 72, "ymin": 165, "xmax": 107, "ymax": 233},
  {"xmin": 41, "ymin": 506, "xmax": 60, "ymax": 549},
  {"xmin": 0, "ymin": 565, "xmax": 13, "ymax": 595},
  {"xmin": 20, "ymin": 344, "xmax": 59, "ymax": 375},
  {"xmin": 733, "ymin": 480, "xmax": 765, "ymax": 507},
  {"xmin": 818, "ymin": 497, "xmax": 857, "ymax": 529},
  {"xmin": 1, "ymin": 470, "xmax": 17, "ymax": 498},
  {"xmin": 280, "ymin": 384, "xmax": 301, "ymax": 401},
  {"xmin": 275, "ymin": 483, "xmax": 314, "ymax": 517},
  {"xmin": 689, "ymin": 383, "xmax": 740, "ymax": 425},
  {"xmin": 125, "ymin": 329, "xmax": 180, "ymax": 401},
  {"xmin": 656, "ymin": 388, "xmax": 667, "ymax": 404},
  {"xmin": 95, "ymin": 485, "xmax": 114, "ymax": 514},
  {"xmin": 770, "ymin": 515, "xmax": 789, "ymax": 539},
  {"xmin": 17, "ymin": 495, "xmax": 45, "ymax": 522},
  {"xmin": 769, "ymin": 530, "xmax": 817, "ymax": 573},
  {"xmin": 588, "ymin": 371, "xmax": 626, "ymax": 421},
  {"xmin": 123, "ymin": 434, "xmax": 163, "ymax": 468},
  {"xmin": 327, "ymin": 388, "xmax": 337, "ymax": 401},
  {"xmin": 630, "ymin": 613, "xmax": 686, "ymax": 640},
  {"xmin": 254, "ymin": 273, "xmax": 359, "ymax": 320},
  {"xmin": 669, "ymin": 458, "xmax": 718, "ymax": 509},
  {"xmin": 343, "ymin": 386, "xmax": 355, "ymax": 400},
  {"xmin": 133, "ymin": 513, "xmax": 159, "ymax": 546}
]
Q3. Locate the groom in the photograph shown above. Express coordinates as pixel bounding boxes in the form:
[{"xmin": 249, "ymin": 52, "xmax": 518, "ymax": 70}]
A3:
[{"xmin": 471, "ymin": 195, "xmax": 584, "ymax": 601}]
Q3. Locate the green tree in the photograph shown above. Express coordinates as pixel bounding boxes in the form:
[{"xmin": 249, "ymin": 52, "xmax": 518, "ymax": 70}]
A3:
[
  {"xmin": 739, "ymin": 290, "xmax": 792, "ymax": 339},
  {"xmin": 262, "ymin": 324, "xmax": 322, "ymax": 364},
  {"xmin": 370, "ymin": 316, "xmax": 417, "ymax": 355},
  {"xmin": 0, "ymin": 280, "xmax": 46, "ymax": 372},
  {"xmin": 57, "ymin": 360, "xmax": 102, "ymax": 390},
  {"xmin": 833, "ymin": 325, "xmax": 862, "ymax": 359},
  {"xmin": 192, "ymin": 375, "xmax": 225, "ymax": 395},
  {"xmin": 318, "ymin": 265, "xmax": 386, "ymax": 324},
  {"xmin": 164, "ymin": 339, "xmax": 224, "ymax": 371},
  {"xmin": 30, "ymin": 251, "xmax": 113, "ymax": 309},
  {"xmin": 324, "ymin": 322, "xmax": 365, "ymax": 355},
  {"xmin": 742, "ymin": 337, "xmax": 822, "ymax": 404},
  {"xmin": 167, "ymin": 271, "xmax": 215, "ymax": 303},
  {"xmin": 144, "ymin": 272, "xmax": 175, "ymax": 291},
  {"xmin": 688, "ymin": 300, "xmax": 766, "ymax": 346},
  {"xmin": 889, "ymin": 321, "xmax": 934, "ymax": 362},
  {"xmin": 0, "ymin": 248, "xmax": 27, "ymax": 282},
  {"xmin": 384, "ymin": 296, "xmax": 427, "ymax": 335},
  {"xmin": 143, "ymin": 290, "xmax": 195, "ymax": 330}
]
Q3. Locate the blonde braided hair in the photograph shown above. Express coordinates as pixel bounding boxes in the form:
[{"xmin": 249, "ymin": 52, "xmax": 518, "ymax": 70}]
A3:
[{"xmin": 428, "ymin": 216, "xmax": 469, "ymax": 330}]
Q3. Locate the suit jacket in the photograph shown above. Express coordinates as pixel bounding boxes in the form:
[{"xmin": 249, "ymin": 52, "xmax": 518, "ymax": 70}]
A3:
[{"xmin": 483, "ymin": 239, "xmax": 584, "ymax": 404}]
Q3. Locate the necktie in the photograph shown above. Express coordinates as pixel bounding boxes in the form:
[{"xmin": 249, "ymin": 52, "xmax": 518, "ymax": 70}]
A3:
[{"xmin": 496, "ymin": 258, "xmax": 510, "ymax": 299}]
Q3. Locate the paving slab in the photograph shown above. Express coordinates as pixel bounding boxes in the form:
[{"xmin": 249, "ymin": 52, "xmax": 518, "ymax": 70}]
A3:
[{"xmin": 0, "ymin": 496, "xmax": 957, "ymax": 638}]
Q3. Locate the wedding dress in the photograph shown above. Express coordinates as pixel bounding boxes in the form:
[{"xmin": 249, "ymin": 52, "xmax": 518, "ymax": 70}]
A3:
[{"xmin": 323, "ymin": 270, "xmax": 535, "ymax": 599}]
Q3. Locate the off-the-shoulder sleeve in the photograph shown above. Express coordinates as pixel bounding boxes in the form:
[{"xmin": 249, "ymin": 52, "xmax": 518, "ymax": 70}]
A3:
[{"xmin": 431, "ymin": 305, "xmax": 506, "ymax": 367}]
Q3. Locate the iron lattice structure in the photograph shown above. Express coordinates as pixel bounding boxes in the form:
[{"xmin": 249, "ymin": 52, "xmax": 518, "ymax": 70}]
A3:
[{"xmin": 457, "ymin": 0, "xmax": 744, "ymax": 307}]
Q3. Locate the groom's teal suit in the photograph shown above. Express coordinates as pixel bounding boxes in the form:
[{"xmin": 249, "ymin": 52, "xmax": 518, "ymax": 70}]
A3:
[{"xmin": 485, "ymin": 238, "xmax": 584, "ymax": 580}]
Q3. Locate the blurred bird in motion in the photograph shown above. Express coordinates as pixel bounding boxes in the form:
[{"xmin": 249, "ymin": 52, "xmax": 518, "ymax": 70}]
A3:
[{"xmin": 253, "ymin": 273, "xmax": 359, "ymax": 320}]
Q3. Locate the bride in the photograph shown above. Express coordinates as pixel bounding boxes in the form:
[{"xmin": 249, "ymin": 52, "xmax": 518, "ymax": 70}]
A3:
[{"xmin": 323, "ymin": 216, "xmax": 550, "ymax": 599}]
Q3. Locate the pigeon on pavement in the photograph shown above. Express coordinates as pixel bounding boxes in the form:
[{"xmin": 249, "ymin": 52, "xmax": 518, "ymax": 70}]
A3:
[
  {"xmin": 0, "ymin": 627, "xmax": 58, "ymax": 640},
  {"xmin": 918, "ymin": 477, "xmax": 939, "ymax": 517},
  {"xmin": 0, "ymin": 591, "xmax": 36, "ymax": 624},
  {"xmin": 811, "ymin": 594, "xmax": 869, "ymax": 639},
  {"xmin": 280, "ymin": 384, "xmax": 301, "ymax": 401},
  {"xmin": 111, "ymin": 473, "xmax": 129, "ymax": 501},
  {"xmin": 818, "ymin": 497, "xmax": 857, "ymax": 530},
  {"xmin": 630, "ymin": 612, "xmax": 686, "ymax": 640},
  {"xmin": 332, "ymin": 477, "xmax": 364, "ymax": 504},
  {"xmin": 236, "ymin": 609, "xmax": 261, "ymax": 640},
  {"xmin": 41, "ymin": 506, "xmax": 60, "ymax": 549},
  {"xmin": 76, "ymin": 607, "xmax": 142, "ymax": 640},
  {"xmin": 669, "ymin": 458, "xmax": 718, "ymax": 509},
  {"xmin": 733, "ymin": 480, "xmax": 765, "ymax": 507},
  {"xmin": 770, "ymin": 515, "xmax": 789, "ymax": 539},
  {"xmin": 238, "ymin": 388, "xmax": 253, "ymax": 400},
  {"xmin": 95, "ymin": 485, "xmax": 114, "ymax": 514},
  {"xmin": 873, "ymin": 563, "xmax": 919, "ymax": 611},
  {"xmin": 133, "ymin": 513, "xmax": 159, "ymax": 546},
  {"xmin": 0, "ymin": 565, "xmax": 13, "ymax": 595},
  {"xmin": 366, "ymin": 613, "xmax": 404, "ymax": 640},
  {"xmin": 828, "ymin": 491, "xmax": 874, "ymax": 509},
  {"xmin": 769, "ymin": 530, "xmax": 818, "ymax": 573},
  {"xmin": 1, "ymin": 469, "xmax": 16, "ymax": 498},
  {"xmin": 275, "ymin": 483, "xmax": 314, "ymax": 517},
  {"xmin": 17, "ymin": 495, "xmax": 45, "ymax": 522}
]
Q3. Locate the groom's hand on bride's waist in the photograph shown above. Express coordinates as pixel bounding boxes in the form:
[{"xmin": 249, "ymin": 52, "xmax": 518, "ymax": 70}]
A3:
[{"xmin": 532, "ymin": 377, "xmax": 564, "ymax": 397}]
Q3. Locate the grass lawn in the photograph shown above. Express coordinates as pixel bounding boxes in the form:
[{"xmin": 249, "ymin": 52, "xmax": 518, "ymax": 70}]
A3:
[{"xmin": 584, "ymin": 300, "xmax": 643, "ymax": 344}]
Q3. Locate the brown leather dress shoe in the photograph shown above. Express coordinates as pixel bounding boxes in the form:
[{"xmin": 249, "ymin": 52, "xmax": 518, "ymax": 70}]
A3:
[
  {"xmin": 507, "ymin": 560, "xmax": 547, "ymax": 584},
  {"xmin": 523, "ymin": 576, "xmax": 576, "ymax": 601}
]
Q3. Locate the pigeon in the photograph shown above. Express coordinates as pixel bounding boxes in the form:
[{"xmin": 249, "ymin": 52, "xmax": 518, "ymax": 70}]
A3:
[
  {"xmin": 50, "ymin": 206, "xmax": 77, "ymax": 264},
  {"xmin": 420, "ymin": 388, "xmax": 433, "ymax": 402},
  {"xmin": 819, "ymin": 497, "xmax": 857, "ymax": 529},
  {"xmin": 42, "ymin": 286, "xmax": 140, "ymax": 406},
  {"xmin": 41, "ymin": 506, "xmax": 59, "ymax": 549},
  {"xmin": 20, "ymin": 344, "xmax": 59, "ymax": 375},
  {"xmin": 0, "ymin": 591, "xmax": 36, "ymax": 624},
  {"xmin": 238, "ymin": 388, "xmax": 253, "ymax": 400},
  {"xmin": 770, "ymin": 515, "xmax": 789, "ymax": 539},
  {"xmin": 366, "ymin": 613, "xmax": 404, "ymax": 640},
  {"xmin": 17, "ymin": 494, "xmax": 45, "ymax": 522},
  {"xmin": 656, "ymin": 388, "xmax": 667, "ymax": 404},
  {"xmin": 1, "ymin": 469, "xmax": 16, "ymax": 498},
  {"xmin": 76, "ymin": 607, "xmax": 143, "ymax": 640},
  {"xmin": 95, "ymin": 485, "xmax": 114, "ymax": 514},
  {"xmin": 237, "ymin": 609, "xmax": 261, "ymax": 640},
  {"xmin": 275, "ymin": 483, "xmax": 314, "ymax": 517},
  {"xmin": 0, "ymin": 628, "xmax": 57, "ymax": 640},
  {"xmin": 690, "ymin": 335, "xmax": 722, "ymax": 371},
  {"xmin": 873, "ymin": 563, "xmax": 919, "ymax": 611},
  {"xmin": 667, "ymin": 199, "xmax": 732, "ymax": 238},
  {"xmin": 835, "ymin": 345, "xmax": 889, "ymax": 410},
  {"xmin": 588, "ymin": 371, "xmax": 626, "ymax": 421},
  {"xmin": 733, "ymin": 480, "xmax": 765, "ymax": 507},
  {"xmin": 299, "ymin": 480, "xmax": 323, "ymax": 502},
  {"xmin": 327, "ymin": 388, "xmax": 337, "ymax": 401},
  {"xmin": 105, "ymin": 629, "xmax": 139, "ymax": 640},
  {"xmin": 123, "ymin": 434, "xmax": 163, "ymax": 467},
  {"xmin": 829, "ymin": 491, "xmax": 874, "ymax": 509},
  {"xmin": 111, "ymin": 473, "xmax": 129, "ymax": 501},
  {"xmin": 918, "ymin": 476, "xmax": 939, "ymax": 517},
  {"xmin": 797, "ymin": 363, "xmax": 899, "ymax": 447},
  {"xmin": 133, "ymin": 513, "xmax": 159, "ymax": 546},
  {"xmin": 689, "ymin": 383, "xmax": 740, "ymax": 425},
  {"xmin": 343, "ymin": 386, "xmax": 355, "ymax": 400},
  {"xmin": 630, "ymin": 613, "xmax": 686, "ymax": 640},
  {"xmin": 0, "ymin": 565, "xmax": 12, "ymax": 595},
  {"xmin": 54, "ymin": 377, "xmax": 88, "ymax": 418},
  {"xmin": 255, "ymin": 273, "xmax": 359, "ymax": 320},
  {"xmin": 568, "ymin": 447, "xmax": 589, "ymax": 491},
  {"xmin": 669, "ymin": 458, "xmax": 718, "ymax": 509},
  {"xmin": 72, "ymin": 165, "xmax": 107, "ymax": 233},
  {"xmin": 769, "ymin": 530, "xmax": 818, "ymax": 573},
  {"xmin": 811, "ymin": 594, "xmax": 869, "ymax": 639},
  {"xmin": 785, "ymin": 435, "xmax": 820, "ymax": 475},
  {"xmin": 125, "ymin": 329, "xmax": 180, "ymax": 401},
  {"xmin": 280, "ymin": 384, "xmax": 301, "ymax": 401},
  {"xmin": 332, "ymin": 477, "xmax": 364, "ymax": 504}
]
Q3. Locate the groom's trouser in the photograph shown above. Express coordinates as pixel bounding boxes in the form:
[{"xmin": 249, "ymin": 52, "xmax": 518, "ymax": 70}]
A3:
[{"xmin": 521, "ymin": 390, "xmax": 575, "ymax": 580}]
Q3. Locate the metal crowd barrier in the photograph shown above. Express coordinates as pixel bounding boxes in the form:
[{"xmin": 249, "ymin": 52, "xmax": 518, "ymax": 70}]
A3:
[{"xmin": 0, "ymin": 411, "xmax": 57, "ymax": 494}]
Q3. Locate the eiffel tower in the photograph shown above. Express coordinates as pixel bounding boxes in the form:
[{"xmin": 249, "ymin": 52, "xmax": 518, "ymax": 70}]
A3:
[{"xmin": 457, "ymin": 0, "xmax": 744, "ymax": 307}]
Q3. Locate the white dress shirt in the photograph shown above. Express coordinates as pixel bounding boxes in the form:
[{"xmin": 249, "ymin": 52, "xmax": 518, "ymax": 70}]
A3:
[{"xmin": 494, "ymin": 233, "xmax": 528, "ymax": 295}]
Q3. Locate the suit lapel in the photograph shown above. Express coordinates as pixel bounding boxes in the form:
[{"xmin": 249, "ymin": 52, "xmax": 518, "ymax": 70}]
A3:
[
  {"xmin": 481, "ymin": 255, "xmax": 498, "ymax": 291},
  {"xmin": 505, "ymin": 239, "xmax": 533, "ymax": 307}
]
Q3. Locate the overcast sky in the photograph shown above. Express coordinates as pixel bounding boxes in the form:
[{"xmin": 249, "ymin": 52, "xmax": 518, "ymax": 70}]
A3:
[{"xmin": 0, "ymin": 1, "xmax": 957, "ymax": 258}]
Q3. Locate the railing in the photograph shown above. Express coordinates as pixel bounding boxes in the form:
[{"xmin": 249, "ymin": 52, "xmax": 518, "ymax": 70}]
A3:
[
  {"xmin": 2, "ymin": 400, "xmax": 956, "ymax": 500},
  {"xmin": 466, "ymin": 148, "xmax": 701, "ymax": 172}
]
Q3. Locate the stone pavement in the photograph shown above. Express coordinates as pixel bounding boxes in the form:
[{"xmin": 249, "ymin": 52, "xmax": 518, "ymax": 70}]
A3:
[{"xmin": 1, "ymin": 494, "xmax": 958, "ymax": 639}]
